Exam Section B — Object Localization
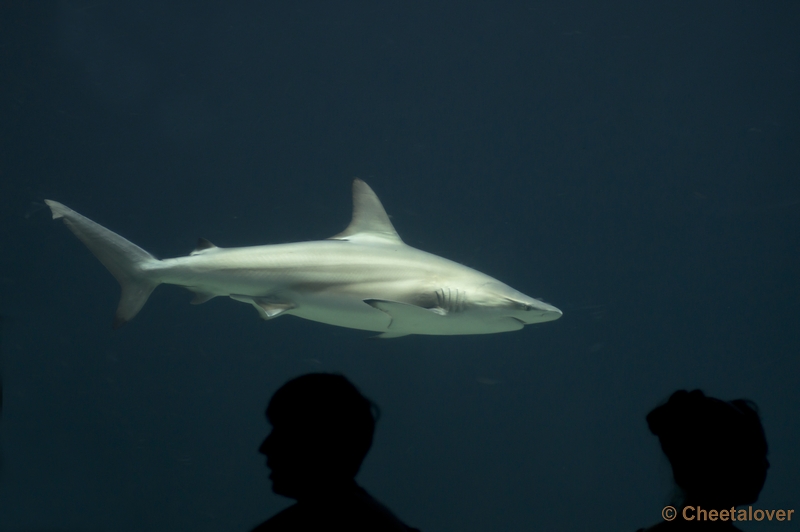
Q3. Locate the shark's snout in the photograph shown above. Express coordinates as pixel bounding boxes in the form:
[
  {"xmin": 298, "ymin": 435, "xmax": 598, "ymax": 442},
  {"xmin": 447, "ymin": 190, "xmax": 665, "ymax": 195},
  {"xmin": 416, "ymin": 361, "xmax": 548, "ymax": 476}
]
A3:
[
  {"xmin": 529, "ymin": 307, "xmax": 563, "ymax": 323},
  {"xmin": 517, "ymin": 299, "xmax": 562, "ymax": 324}
]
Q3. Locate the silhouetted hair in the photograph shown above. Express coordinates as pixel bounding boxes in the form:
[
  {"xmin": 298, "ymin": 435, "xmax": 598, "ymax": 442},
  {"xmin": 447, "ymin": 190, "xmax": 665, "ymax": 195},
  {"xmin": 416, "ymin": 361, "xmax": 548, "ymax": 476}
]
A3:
[
  {"xmin": 647, "ymin": 389, "xmax": 768, "ymax": 507},
  {"xmin": 267, "ymin": 373, "xmax": 378, "ymax": 477}
]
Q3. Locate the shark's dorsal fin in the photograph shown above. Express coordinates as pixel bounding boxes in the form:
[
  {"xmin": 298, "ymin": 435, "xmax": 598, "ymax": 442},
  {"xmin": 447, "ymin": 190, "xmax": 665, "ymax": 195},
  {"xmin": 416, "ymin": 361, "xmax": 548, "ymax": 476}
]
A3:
[
  {"xmin": 191, "ymin": 238, "xmax": 218, "ymax": 255},
  {"xmin": 330, "ymin": 179, "xmax": 403, "ymax": 244}
]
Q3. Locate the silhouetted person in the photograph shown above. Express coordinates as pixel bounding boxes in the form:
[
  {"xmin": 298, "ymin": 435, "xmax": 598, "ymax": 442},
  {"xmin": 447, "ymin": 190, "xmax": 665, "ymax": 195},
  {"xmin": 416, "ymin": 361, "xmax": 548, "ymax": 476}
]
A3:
[
  {"xmin": 638, "ymin": 390, "xmax": 770, "ymax": 531},
  {"xmin": 251, "ymin": 373, "xmax": 419, "ymax": 532}
]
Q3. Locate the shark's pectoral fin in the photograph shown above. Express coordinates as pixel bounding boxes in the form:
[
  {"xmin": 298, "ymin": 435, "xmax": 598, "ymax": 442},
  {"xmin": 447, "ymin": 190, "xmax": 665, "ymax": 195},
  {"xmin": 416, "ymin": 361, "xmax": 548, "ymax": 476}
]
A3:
[
  {"xmin": 364, "ymin": 299, "xmax": 447, "ymax": 335},
  {"xmin": 373, "ymin": 331, "xmax": 411, "ymax": 339},
  {"xmin": 230, "ymin": 295, "xmax": 295, "ymax": 320},
  {"xmin": 365, "ymin": 299, "xmax": 447, "ymax": 317}
]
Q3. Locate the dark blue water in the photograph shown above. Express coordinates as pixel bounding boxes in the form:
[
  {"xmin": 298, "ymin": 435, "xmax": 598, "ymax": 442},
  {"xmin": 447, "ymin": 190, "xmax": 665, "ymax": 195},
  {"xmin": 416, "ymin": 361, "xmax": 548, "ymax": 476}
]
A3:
[{"xmin": 1, "ymin": 2, "xmax": 798, "ymax": 531}]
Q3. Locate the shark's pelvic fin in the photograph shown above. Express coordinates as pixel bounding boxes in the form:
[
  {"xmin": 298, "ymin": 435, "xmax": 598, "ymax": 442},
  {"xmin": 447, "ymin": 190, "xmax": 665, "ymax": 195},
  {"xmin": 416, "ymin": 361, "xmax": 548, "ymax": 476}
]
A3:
[
  {"xmin": 44, "ymin": 200, "xmax": 160, "ymax": 329},
  {"xmin": 230, "ymin": 295, "xmax": 295, "ymax": 320},
  {"xmin": 330, "ymin": 179, "xmax": 403, "ymax": 244}
]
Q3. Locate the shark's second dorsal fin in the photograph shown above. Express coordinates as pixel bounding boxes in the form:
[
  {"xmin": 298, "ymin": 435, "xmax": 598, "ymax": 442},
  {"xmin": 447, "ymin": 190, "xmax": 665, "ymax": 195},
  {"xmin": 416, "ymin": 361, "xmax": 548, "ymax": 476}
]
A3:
[
  {"xmin": 191, "ymin": 238, "xmax": 218, "ymax": 255},
  {"xmin": 330, "ymin": 179, "xmax": 403, "ymax": 244}
]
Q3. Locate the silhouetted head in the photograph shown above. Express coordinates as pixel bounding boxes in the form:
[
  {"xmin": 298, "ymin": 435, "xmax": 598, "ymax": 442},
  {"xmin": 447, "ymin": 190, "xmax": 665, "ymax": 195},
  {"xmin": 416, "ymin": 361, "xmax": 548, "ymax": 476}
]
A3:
[
  {"xmin": 259, "ymin": 373, "xmax": 378, "ymax": 500},
  {"xmin": 647, "ymin": 389, "xmax": 769, "ymax": 508}
]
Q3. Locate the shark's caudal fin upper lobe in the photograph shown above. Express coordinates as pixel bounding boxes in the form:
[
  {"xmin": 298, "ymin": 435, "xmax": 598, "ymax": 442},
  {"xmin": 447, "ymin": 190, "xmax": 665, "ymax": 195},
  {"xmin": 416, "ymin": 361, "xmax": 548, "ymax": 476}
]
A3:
[{"xmin": 45, "ymin": 200, "xmax": 159, "ymax": 329}]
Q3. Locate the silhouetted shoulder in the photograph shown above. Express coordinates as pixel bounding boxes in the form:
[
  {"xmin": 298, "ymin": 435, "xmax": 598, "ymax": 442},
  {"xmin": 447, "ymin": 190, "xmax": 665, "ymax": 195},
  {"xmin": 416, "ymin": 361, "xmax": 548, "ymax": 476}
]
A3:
[{"xmin": 251, "ymin": 484, "xmax": 419, "ymax": 532}]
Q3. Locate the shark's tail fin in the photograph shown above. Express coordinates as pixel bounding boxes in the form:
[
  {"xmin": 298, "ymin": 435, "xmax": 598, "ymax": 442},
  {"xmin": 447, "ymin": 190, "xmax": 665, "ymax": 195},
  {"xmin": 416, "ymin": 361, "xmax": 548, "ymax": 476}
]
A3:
[{"xmin": 45, "ymin": 200, "xmax": 160, "ymax": 328}]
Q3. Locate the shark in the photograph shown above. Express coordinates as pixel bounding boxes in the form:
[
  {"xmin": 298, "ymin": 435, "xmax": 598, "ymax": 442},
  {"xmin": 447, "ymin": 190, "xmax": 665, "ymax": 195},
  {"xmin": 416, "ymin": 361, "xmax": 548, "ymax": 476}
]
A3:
[{"xmin": 45, "ymin": 180, "xmax": 561, "ymax": 337}]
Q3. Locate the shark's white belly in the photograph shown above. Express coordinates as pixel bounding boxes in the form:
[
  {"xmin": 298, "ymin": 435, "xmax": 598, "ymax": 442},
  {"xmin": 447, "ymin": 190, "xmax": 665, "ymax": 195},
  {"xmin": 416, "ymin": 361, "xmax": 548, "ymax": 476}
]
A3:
[{"xmin": 283, "ymin": 290, "xmax": 524, "ymax": 336}]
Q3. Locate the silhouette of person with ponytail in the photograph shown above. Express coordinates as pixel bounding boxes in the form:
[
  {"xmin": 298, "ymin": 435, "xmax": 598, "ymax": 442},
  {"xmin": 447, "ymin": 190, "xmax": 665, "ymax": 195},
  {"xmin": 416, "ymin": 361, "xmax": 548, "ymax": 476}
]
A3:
[
  {"xmin": 251, "ymin": 373, "xmax": 419, "ymax": 532},
  {"xmin": 638, "ymin": 389, "xmax": 770, "ymax": 531}
]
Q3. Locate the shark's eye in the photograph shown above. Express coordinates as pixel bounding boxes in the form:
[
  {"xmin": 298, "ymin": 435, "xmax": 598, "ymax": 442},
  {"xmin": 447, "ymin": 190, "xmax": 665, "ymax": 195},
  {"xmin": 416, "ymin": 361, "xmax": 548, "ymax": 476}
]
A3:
[{"xmin": 507, "ymin": 299, "xmax": 534, "ymax": 311}]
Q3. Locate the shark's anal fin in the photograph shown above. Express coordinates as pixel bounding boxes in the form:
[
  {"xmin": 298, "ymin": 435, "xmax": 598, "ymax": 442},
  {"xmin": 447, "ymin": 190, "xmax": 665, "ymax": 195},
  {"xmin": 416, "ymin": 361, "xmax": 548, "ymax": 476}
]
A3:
[
  {"xmin": 189, "ymin": 290, "xmax": 216, "ymax": 305},
  {"xmin": 230, "ymin": 295, "xmax": 295, "ymax": 320}
]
